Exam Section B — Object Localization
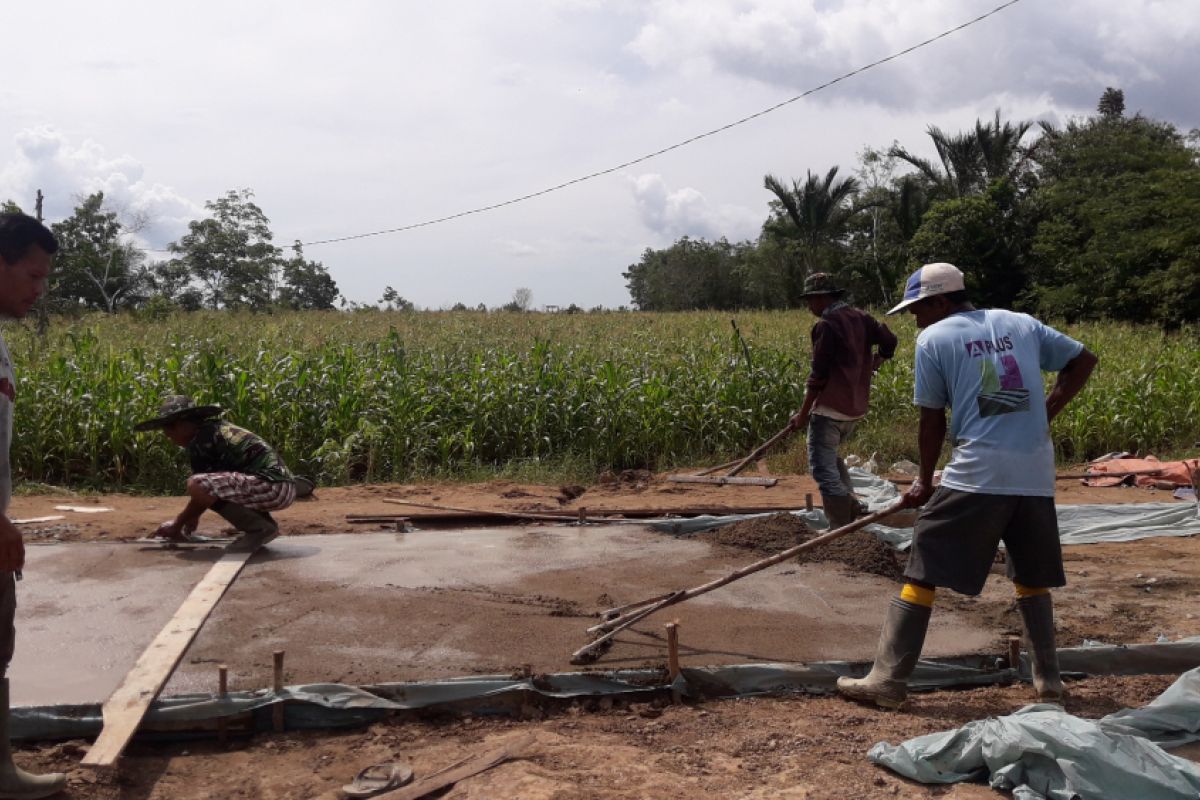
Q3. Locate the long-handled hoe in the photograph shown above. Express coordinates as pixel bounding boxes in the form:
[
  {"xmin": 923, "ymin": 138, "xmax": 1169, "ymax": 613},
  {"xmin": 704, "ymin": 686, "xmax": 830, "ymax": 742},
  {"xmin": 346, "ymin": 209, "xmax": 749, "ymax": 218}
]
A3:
[{"xmin": 569, "ymin": 500, "xmax": 906, "ymax": 664}]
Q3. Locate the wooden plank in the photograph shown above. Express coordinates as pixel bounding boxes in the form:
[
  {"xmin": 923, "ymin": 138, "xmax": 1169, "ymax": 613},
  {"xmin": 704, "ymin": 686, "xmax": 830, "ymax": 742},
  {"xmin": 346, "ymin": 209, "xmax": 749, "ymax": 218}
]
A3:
[
  {"xmin": 382, "ymin": 499, "xmax": 589, "ymax": 522},
  {"xmin": 376, "ymin": 733, "xmax": 534, "ymax": 800},
  {"xmin": 354, "ymin": 503, "xmax": 814, "ymax": 523},
  {"xmin": 666, "ymin": 475, "xmax": 778, "ymax": 487},
  {"xmin": 889, "ymin": 468, "xmax": 1165, "ymax": 485},
  {"xmin": 82, "ymin": 550, "xmax": 252, "ymax": 769}
]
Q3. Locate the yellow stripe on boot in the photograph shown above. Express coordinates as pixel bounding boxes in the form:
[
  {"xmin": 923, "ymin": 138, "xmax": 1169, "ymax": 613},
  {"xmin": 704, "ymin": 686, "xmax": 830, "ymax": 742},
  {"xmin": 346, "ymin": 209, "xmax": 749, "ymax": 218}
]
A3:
[
  {"xmin": 899, "ymin": 583, "xmax": 936, "ymax": 607},
  {"xmin": 1013, "ymin": 582, "xmax": 1049, "ymax": 598}
]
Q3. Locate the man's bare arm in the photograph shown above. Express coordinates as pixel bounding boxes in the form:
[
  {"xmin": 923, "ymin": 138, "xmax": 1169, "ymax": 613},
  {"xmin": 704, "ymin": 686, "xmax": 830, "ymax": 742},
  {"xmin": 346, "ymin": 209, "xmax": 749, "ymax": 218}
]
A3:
[
  {"xmin": 904, "ymin": 406, "xmax": 947, "ymax": 508},
  {"xmin": 0, "ymin": 514, "xmax": 25, "ymax": 572},
  {"xmin": 1046, "ymin": 348, "xmax": 1098, "ymax": 421},
  {"xmin": 790, "ymin": 388, "xmax": 820, "ymax": 430}
]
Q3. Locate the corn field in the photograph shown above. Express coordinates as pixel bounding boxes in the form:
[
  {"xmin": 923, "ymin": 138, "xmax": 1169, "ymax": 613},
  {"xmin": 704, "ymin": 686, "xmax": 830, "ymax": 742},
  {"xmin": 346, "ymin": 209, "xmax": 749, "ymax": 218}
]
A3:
[{"xmin": 4, "ymin": 310, "xmax": 1198, "ymax": 492}]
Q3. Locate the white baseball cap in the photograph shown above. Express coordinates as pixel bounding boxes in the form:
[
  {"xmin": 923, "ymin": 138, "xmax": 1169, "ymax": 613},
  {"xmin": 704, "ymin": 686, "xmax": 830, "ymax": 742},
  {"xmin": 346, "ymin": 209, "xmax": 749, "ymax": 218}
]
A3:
[{"xmin": 887, "ymin": 262, "xmax": 966, "ymax": 315}]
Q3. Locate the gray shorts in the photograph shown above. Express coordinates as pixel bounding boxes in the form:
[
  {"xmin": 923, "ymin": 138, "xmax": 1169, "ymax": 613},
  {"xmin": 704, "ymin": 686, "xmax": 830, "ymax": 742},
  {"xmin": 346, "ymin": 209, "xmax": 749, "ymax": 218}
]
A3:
[{"xmin": 904, "ymin": 487, "xmax": 1065, "ymax": 596}]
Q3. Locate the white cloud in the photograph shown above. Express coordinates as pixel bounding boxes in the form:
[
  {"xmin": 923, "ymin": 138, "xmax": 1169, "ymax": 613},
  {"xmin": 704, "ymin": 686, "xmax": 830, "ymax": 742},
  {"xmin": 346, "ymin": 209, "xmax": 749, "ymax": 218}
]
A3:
[
  {"xmin": 627, "ymin": 0, "xmax": 1200, "ymax": 123},
  {"xmin": 0, "ymin": 128, "xmax": 202, "ymax": 248},
  {"xmin": 0, "ymin": 1, "xmax": 1193, "ymax": 308},
  {"xmin": 497, "ymin": 238, "xmax": 540, "ymax": 257},
  {"xmin": 630, "ymin": 173, "xmax": 761, "ymax": 241}
]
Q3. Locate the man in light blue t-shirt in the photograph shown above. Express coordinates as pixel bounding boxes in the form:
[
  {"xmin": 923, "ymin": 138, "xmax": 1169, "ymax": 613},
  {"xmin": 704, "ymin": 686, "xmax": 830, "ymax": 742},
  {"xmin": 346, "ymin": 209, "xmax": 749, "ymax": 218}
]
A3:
[{"xmin": 837, "ymin": 262, "xmax": 1097, "ymax": 710}]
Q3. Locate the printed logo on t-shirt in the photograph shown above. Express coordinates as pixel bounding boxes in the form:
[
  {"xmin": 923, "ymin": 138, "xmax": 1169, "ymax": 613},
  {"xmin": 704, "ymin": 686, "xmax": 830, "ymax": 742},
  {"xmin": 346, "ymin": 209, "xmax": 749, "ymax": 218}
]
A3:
[
  {"xmin": 0, "ymin": 377, "xmax": 13, "ymax": 403},
  {"xmin": 977, "ymin": 355, "xmax": 1029, "ymax": 417},
  {"xmin": 964, "ymin": 336, "xmax": 1014, "ymax": 356}
]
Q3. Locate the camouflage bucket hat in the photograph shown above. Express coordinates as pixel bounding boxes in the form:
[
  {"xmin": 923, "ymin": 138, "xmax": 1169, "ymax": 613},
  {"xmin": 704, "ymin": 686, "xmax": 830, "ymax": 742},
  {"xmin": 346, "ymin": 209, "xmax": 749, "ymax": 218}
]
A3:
[
  {"xmin": 799, "ymin": 272, "xmax": 846, "ymax": 297},
  {"xmin": 133, "ymin": 395, "xmax": 223, "ymax": 431}
]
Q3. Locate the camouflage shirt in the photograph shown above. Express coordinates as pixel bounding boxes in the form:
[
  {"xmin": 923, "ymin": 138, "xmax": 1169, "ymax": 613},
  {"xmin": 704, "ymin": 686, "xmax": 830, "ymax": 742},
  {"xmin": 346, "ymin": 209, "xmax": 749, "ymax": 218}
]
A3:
[{"xmin": 188, "ymin": 419, "xmax": 293, "ymax": 483}]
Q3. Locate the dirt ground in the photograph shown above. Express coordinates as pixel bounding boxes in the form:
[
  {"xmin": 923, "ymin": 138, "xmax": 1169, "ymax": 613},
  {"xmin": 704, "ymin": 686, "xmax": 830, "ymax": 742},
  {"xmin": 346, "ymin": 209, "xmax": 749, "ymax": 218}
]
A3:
[
  {"xmin": 9, "ymin": 469, "xmax": 1200, "ymax": 798},
  {"xmin": 12, "ymin": 467, "xmax": 1181, "ymax": 544},
  {"xmin": 16, "ymin": 675, "xmax": 1200, "ymax": 799}
]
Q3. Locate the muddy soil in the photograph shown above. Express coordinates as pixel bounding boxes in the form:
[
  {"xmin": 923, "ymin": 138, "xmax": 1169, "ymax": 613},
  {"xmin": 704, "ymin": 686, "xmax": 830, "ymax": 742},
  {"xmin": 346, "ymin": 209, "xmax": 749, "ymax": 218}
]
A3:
[
  {"xmin": 17, "ymin": 674, "xmax": 1198, "ymax": 799},
  {"xmin": 8, "ymin": 474, "xmax": 1200, "ymax": 798},
  {"xmin": 698, "ymin": 513, "xmax": 904, "ymax": 581}
]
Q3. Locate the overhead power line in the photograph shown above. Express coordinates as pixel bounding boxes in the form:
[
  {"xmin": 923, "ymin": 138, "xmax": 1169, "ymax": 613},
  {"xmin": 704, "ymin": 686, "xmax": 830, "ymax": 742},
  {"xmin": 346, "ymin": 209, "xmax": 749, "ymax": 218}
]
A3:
[{"xmin": 159, "ymin": 0, "xmax": 1025, "ymax": 252}]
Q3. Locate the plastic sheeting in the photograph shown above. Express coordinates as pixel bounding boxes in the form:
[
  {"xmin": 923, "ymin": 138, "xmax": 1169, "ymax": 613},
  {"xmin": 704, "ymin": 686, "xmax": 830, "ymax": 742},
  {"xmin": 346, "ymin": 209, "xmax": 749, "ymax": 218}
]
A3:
[
  {"xmin": 650, "ymin": 468, "xmax": 1200, "ymax": 551},
  {"xmin": 869, "ymin": 667, "xmax": 1200, "ymax": 800},
  {"xmin": 13, "ymin": 639, "xmax": 1200, "ymax": 744}
]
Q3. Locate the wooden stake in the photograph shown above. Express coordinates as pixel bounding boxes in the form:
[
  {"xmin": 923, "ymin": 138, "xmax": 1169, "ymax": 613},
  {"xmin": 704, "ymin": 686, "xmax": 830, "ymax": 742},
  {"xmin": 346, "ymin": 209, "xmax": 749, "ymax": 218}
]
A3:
[
  {"xmin": 217, "ymin": 665, "xmax": 229, "ymax": 744},
  {"xmin": 82, "ymin": 550, "xmax": 253, "ymax": 769},
  {"xmin": 272, "ymin": 651, "xmax": 285, "ymax": 733},
  {"xmin": 664, "ymin": 623, "xmax": 680, "ymax": 680},
  {"xmin": 805, "ymin": 493, "xmax": 813, "ymax": 512},
  {"xmin": 571, "ymin": 593, "xmax": 684, "ymax": 664},
  {"xmin": 1007, "ymin": 637, "xmax": 1022, "ymax": 671}
]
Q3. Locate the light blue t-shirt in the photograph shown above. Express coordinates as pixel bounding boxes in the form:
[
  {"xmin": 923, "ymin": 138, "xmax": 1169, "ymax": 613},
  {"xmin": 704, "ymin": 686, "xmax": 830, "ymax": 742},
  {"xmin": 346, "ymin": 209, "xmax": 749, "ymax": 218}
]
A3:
[{"xmin": 913, "ymin": 309, "xmax": 1084, "ymax": 496}]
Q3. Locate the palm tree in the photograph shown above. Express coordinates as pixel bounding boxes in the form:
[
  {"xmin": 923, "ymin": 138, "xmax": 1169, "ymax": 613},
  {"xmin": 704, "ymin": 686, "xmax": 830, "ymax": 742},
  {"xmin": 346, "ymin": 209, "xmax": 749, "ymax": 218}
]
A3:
[
  {"xmin": 889, "ymin": 126, "xmax": 981, "ymax": 199},
  {"xmin": 763, "ymin": 167, "xmax": 860, "ymax": 301},
  {"xmin": 889, "ymin": 110, "xmax": 1035, "ymax": 200},
  {"xmin": 974, "ymin": 110, "xmax": 1036, "ymax": 185}
]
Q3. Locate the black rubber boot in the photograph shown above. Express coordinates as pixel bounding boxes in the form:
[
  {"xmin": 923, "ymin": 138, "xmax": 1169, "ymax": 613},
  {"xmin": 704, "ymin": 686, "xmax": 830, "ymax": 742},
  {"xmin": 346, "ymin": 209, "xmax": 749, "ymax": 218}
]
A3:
[
  {"xmin": 836, "ymin": 457, "xmax": 855, "ymax": 495},
  {"xmin": 0, "ymin": 679, "xmax": 66, "ymax": 799},
  {"xmin": 1017, "ymin": 593, "xmax": 1064, "ymax": 703},
  {"xmin": 211, "ymin": 500, "xmax": 279, "ymax": 552},
  {"xmin": 836, "ymin": 599, "xmax": 932, "ymax": 709},
  {"xmin": 821, "ymin": 493, "xmax": 857, "ymax": 529}
]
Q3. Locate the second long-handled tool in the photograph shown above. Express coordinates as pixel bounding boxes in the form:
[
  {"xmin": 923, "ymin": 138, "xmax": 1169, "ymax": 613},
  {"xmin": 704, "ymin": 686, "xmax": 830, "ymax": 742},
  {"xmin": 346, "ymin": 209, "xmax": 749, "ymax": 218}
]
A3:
[
  {"xmin": 570, "ymin": 500, "xmax": 905, "ymax": 664},
  {"xmin": 667, "ymin": 420, "xmax": 800, "ymax": 487}
]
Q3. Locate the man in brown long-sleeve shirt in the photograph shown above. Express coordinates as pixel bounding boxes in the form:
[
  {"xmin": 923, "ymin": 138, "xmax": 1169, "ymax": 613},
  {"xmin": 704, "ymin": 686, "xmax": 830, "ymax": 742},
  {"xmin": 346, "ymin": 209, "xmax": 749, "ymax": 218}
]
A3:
[{"xmin": 790, "ymin": 273, "xmax": 898, "ymax": 528}]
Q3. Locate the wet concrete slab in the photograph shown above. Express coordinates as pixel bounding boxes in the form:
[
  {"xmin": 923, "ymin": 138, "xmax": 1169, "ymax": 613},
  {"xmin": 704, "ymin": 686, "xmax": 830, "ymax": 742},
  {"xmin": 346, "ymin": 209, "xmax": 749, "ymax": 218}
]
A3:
[
  {"xmin": 13, "ymin": 543, "xmax": 217, "ymax": 706},
  {"xmin": 12, "ymin": 527, "xmax": 1001, "ymax": 706}
]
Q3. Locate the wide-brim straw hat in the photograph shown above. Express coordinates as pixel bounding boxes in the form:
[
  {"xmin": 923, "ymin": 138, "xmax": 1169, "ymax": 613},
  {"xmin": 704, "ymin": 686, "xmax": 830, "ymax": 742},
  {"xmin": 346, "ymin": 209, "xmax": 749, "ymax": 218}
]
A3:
[
  {"xmin": 798, "ymin": 272, "xmax": 847, "ymax": 297},
  {"xmin": 133, "ymin": 395, "xmax": 223, "ymax": 431}
]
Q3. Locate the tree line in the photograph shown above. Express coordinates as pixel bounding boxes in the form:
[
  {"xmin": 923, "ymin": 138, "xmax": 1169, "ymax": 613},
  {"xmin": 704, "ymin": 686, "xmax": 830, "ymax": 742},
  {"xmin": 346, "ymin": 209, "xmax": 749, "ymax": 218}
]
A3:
[
  {"xmin": 623, "ymin": 89, "xmax": 1200, "ymax": 327},
  {"xmin": 2, "ymin": 188, "xmax": 340, "ymax": 315}
]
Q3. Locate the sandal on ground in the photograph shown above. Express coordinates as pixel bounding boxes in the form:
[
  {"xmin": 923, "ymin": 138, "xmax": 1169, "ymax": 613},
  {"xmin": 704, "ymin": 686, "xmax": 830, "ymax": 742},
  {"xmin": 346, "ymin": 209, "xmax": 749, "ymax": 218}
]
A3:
[{"xmin": 341, "ymin": 762, "xmax": 414, "ymax": 798}]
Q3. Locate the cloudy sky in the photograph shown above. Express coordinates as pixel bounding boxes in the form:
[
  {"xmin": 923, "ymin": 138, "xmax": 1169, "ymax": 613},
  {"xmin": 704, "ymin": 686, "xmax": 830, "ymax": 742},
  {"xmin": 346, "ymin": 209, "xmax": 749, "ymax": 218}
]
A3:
[{"xmin": 2, "ymin": 0, "xmax": 1195, "ymax": 308}]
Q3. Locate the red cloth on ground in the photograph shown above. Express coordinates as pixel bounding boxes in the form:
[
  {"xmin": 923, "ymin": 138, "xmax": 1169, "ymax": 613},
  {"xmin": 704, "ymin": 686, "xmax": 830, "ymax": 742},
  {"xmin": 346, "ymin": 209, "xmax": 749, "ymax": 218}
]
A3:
[{"xmin": 1083, "ymin": 456, "xmax": 1199, "ymax": 488}]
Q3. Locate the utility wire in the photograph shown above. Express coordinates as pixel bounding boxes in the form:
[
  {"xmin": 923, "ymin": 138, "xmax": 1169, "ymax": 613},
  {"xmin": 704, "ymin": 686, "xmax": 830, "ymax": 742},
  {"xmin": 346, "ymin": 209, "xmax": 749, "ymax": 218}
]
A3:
[{"xmin": 166, "ymin": 0, "xmax": 1026, "ymax": 252}]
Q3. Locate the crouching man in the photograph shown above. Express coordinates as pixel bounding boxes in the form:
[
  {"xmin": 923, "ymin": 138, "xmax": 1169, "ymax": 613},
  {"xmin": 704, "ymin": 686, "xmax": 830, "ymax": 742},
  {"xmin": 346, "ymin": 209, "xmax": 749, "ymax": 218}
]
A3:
[
  {"xmin": 135, "ymin": 396, "xmax": 296, "ymax": 551},
  {"xmin": 837, "ymin": 263, "xmax": 1097, "ymax": 710}
]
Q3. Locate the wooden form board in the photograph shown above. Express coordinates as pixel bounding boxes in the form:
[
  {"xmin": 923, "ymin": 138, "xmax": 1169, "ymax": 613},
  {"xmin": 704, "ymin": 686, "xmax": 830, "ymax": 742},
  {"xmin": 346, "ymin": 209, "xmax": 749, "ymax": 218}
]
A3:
[
  {"xmin": 666, "ymin": 474, "xmax": 778, "ymax": 487},
  {"xmin": 82, "ymin": 549, "xmax": 252, "ymax": 769}
]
